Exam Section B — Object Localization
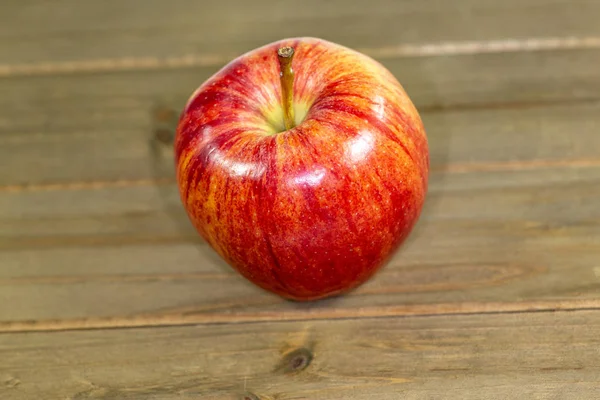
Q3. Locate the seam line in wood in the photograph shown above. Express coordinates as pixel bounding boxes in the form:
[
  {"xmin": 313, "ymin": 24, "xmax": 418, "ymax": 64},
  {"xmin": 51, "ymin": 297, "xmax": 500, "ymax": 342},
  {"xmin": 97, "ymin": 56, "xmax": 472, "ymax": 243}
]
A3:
[
  {"xmin": 1, "ymin": 300, "xmax": 599, "ymax": 334},
  {"xmin": 1, "ymin": 36, "xmax": 599, "ymax": 78},
  {"xmin": 0, "ymin": 178, "xmax": 175, "ymax": 193},
  {"xmin": 2, "ymin": 158, "xmax": 600, "ymax": 194}
]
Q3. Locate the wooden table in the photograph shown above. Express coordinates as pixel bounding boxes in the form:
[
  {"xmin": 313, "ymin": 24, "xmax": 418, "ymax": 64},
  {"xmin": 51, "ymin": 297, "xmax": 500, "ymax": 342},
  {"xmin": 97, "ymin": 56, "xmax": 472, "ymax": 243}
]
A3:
[{"xmin": 2, "ymin": 1, "xmax": 600, "ymax": 398}]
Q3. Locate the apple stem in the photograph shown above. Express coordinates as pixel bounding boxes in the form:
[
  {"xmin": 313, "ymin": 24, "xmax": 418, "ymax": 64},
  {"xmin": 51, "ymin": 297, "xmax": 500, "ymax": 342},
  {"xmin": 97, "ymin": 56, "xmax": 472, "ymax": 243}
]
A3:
[{"xmin": 277, "ymin": 46, "xmax": 296, "ymax": 130}]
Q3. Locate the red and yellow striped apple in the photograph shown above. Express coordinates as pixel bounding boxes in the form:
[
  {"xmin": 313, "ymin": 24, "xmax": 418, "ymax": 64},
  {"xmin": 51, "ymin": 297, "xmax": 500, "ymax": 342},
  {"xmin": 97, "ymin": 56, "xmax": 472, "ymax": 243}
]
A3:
[{"xmin": 175, "ymin": 37, "xmax": 429, "ymax": 301}]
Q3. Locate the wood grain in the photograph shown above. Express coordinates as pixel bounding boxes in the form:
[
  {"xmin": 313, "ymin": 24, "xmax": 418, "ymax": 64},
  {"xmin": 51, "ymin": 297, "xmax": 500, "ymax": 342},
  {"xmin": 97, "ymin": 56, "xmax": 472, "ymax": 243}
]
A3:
[
  {"xmin": 3, "ymin": 48, "xmax": 600, "ymax": 130},
  {"xmin": 2, "ymin": 0, "xmax": 600, "ymax": 66},
  {"xmin": 1, "ymin": 162, "xmax": 599, "ymax": 328},
  {"xmin": 2, "ymin": 1, "xmax": 599, "ymax": 398},
  {"xmin": 2, "ymin": 92, "xmax": 600, "ymax": 327},
  {"xmin": 1, "ymin": 310, "xmax": 599, "ymax": 399},
  {"xmin": 2, "ymin": 79, "xmax": 600, "ymax": 187}
]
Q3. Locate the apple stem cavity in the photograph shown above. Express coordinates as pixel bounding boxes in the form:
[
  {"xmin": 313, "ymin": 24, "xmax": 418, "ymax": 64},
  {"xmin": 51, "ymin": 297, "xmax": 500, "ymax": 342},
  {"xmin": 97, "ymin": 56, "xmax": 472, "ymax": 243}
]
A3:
[{"xmin": 277, "ymin": 46, "xmax": 296, "ymax": 131}]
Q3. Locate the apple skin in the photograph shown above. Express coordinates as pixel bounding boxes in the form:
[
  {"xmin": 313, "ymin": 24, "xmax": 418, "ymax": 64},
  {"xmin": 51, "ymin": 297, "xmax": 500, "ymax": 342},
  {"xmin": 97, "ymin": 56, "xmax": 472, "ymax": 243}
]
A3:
[{"xmin": 175, "ymin": 37, "xmax": 429, "ymax": 301}]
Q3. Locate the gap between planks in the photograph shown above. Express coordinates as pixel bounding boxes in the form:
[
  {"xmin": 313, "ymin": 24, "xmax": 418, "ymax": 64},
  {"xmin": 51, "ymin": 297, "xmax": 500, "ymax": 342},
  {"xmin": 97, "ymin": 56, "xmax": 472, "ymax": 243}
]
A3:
[
  {"xmin": 1, "ymin": 299, "xmax": 599, "ymax": 334},
  {"xmin": 1, "ymin": 36, "xmax": 600, "ymax": 78},
  {"xmin": 1, "ymin": 157, "xmax": 600, "ymax": 194}
]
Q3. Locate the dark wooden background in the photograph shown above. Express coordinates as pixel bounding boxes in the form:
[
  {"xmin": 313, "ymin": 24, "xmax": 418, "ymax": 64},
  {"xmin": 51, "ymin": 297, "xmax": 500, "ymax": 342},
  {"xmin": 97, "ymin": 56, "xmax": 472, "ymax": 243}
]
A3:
[{"xmin": 1, "ymin": 1, "xmax": 600, "ymax": 398}]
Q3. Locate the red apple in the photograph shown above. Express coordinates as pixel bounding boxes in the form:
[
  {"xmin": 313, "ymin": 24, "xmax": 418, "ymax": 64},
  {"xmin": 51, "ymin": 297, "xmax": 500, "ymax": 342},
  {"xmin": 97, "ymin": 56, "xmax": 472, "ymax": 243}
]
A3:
[{"xmin": 175, "ymin": 37, "xmax": 429, "ymax": 301}]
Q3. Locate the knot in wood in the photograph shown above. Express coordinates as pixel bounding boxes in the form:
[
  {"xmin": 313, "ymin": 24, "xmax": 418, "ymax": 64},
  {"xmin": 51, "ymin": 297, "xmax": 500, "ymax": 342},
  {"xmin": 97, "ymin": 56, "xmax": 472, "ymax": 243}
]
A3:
[
  {"xmin": 152, "ymin": 105, "xmax": 177, "ymax": 145},
  {"xmin": 280, "ymin": 347, "xmax": 313, "ymax": 374}
]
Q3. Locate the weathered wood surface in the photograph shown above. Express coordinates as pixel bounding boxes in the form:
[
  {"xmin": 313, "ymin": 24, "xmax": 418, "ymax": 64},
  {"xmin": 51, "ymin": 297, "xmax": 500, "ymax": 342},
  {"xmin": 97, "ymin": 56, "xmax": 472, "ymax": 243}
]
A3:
[
  {"xmin": 3, "ymin": 90, "xmax": 600, "ymax": 187},
  {"xmin": 1, "ymin": 310, "xmax": 599, "ymax": 399},
  {"xmin": 2, "ymin": 0, "xmax": 600, "ymax": 66},
  {"xmin": 2, "ymin": 165, "xmax": 600, "ymax": 327},
  {"xmin": 2, "ymin": 100, "xmax": 600, "ymax": 329},
  {"xmin": 3, "ymin": 53, "xmax": 600, "ymax": 187},
  {"xmin": 1, "ymin": 0, "xmax": 600, "ymax": 398}
]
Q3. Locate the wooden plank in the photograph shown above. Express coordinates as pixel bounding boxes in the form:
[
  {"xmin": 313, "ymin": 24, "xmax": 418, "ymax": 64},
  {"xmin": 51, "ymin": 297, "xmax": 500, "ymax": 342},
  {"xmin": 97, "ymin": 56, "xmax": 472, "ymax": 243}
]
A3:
[
  {"xmin": 1, "ymin": 310, "xmax": 599, "ymax": 399},
  {"xmin": 2, "ymin": 164, "xmax": 600, "ymax": 242},
  {"xmin": 1, "ymin": 100, "xmax": 599, "ymax": 326},
  {"xmin": 1, "ymin": 0, "xmax": 599, "ymax": 66},
  {"xmin": 1, "ymin": 164, "xmax": 599, "ymax": 327},
  {"xmin": 2, "ymin": 80, "xmax": 600, "ymax": 187},
  {"xmin": 3, "ymin": 49, "xmax": 600, "ymax": 132},
  {"xmin": 2, "ymin": 1, "xmax": 600, "ymax": 330}
]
